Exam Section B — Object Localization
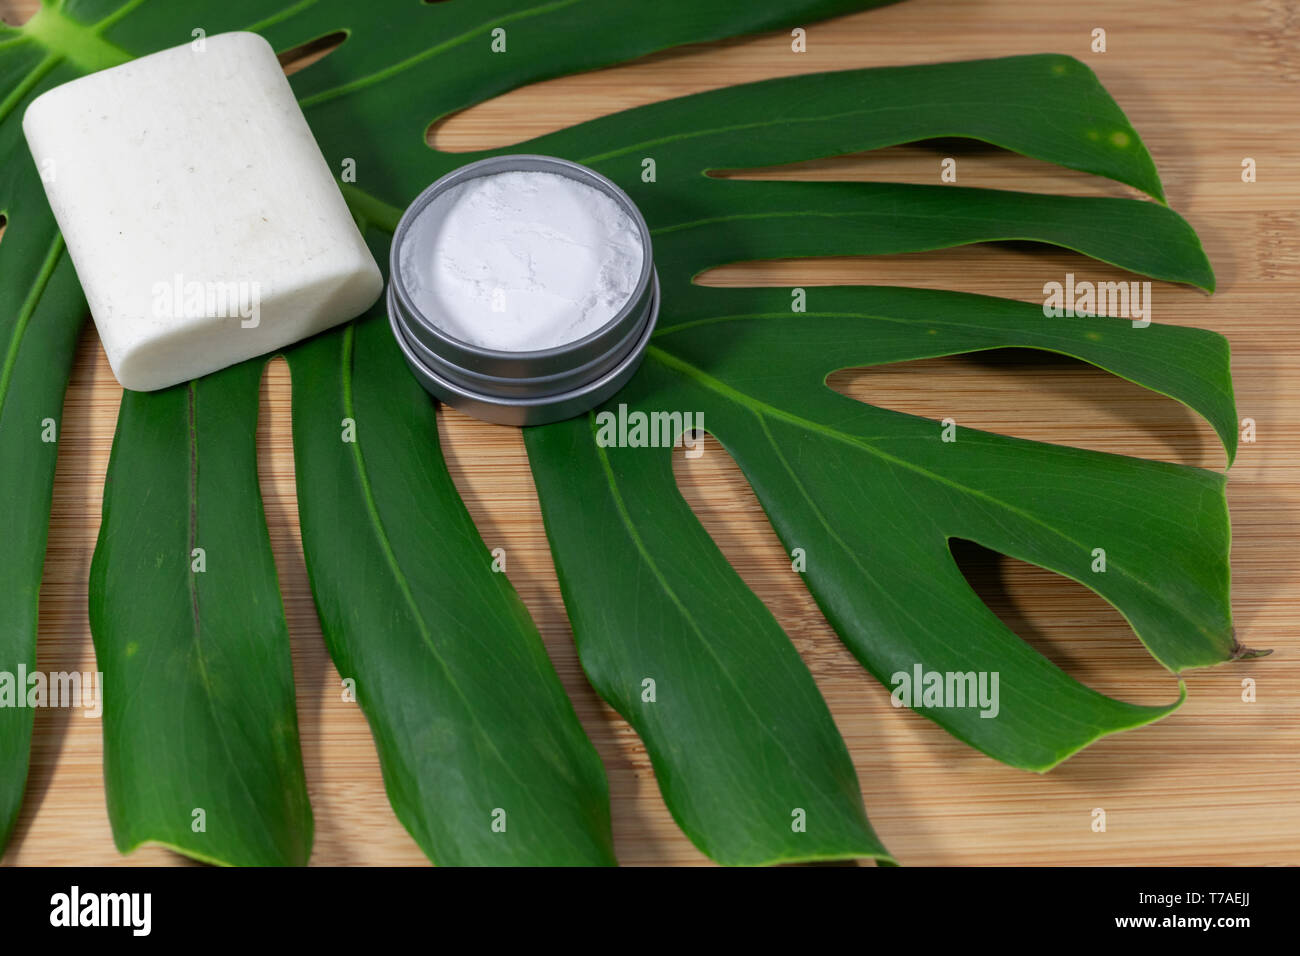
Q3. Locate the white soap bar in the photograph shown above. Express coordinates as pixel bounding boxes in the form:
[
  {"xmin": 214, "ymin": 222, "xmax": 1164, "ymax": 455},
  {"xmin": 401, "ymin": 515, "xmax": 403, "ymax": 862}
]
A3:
[{"xmin": 22, "ymin": 31, "xmax": 382, "ymax": 391}]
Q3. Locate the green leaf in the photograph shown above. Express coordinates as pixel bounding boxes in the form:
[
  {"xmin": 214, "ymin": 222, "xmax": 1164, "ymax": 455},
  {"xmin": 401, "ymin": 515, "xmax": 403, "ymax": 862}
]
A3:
[
  {"xmin": 88, "ymin": 361, "xmax": 311, "ymax": 866},
  {"xmin": 643, "ymin": 179, "xmax": 1214, "ymax": 290},
  {"xmin": 0, "ymin": 0, "xmax": 1236, "ymax": 867}
]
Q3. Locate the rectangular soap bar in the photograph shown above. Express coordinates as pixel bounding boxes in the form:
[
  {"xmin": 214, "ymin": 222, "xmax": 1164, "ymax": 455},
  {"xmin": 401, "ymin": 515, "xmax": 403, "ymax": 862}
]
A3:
[{"xmin": 22, "ymin": 31, "xmax": 382, "ymax": 391}]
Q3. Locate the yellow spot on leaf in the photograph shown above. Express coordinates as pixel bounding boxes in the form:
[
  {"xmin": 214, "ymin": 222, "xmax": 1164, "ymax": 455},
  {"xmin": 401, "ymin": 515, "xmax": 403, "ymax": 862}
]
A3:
[
  {"xmin": 1085, "ymin": 331, "xmax": 1102, "ymax": 342},
  {"xmin": 1110, "ymin": 130, "xmax": 1131, "ymax": 148},
  {"xmin": 126, "ymin": 642, "xmax": 139, "ymax": 658}
]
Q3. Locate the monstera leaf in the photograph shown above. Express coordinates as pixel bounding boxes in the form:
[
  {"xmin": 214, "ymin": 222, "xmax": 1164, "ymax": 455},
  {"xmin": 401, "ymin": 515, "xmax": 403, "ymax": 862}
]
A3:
[{"xmin": 0, "ymin": 0, "xmax": 1240, "ymax": 866}]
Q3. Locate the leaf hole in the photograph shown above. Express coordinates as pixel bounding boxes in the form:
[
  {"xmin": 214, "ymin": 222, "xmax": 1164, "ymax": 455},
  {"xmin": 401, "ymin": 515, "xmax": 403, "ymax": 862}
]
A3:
[
  {"xmin": 694, "ymin": 239, "xmax": 1182, "ymax": 302},
  {"xmin": 277, "ymin": 30, "xmax": 348, "ymax": 77},
  {"xmin": 947, "ymin": 538, "xmax": 1172, "ymax": 704},
  {"xmin": 825, "ymin": 349, "xmax": 1219, "ymax": 469},
  {"xmin": 254, "ymin": 356, "xmax": 334, "ymax": 771},
  {"xmin": 19, "ymin": 324, "xmax": 100, "ymax": 840},
  {"xmin": 425, "ymin": 33, "xmax": 758, "ymax": 152},
  {"xmin": 435, "ymin": 404, "xmax": 580, "ymax": 656},
  {"xmin": 707, "ymin": 139, "xmax": 1144, "ymax": 200},
  {"xmin": 671, "ymin": 432, "xmax": 865, "ymax": 682}
]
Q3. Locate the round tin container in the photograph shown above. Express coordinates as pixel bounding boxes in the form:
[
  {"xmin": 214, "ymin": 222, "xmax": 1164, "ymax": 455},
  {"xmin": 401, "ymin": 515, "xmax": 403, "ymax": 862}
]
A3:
[{"xmin": 387, "ymin": 154, "xmax": 658, "ymax": 426}]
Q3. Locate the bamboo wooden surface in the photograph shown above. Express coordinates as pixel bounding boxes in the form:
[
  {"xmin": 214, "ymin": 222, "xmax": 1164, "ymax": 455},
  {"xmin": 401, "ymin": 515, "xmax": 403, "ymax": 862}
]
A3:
[{"xmin": 1, "ymin": 0, "xmax": 1296, "ymax": 866}]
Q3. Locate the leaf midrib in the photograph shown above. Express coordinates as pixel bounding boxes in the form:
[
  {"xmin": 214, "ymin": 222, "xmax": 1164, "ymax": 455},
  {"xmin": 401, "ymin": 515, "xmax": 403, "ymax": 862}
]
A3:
[
  {"xmin": 0, "ymin": 233, "xmax": 63, "ymax": 424},
  {"xmin": 21, "ymin": 2, "xmax": 133, "ymax": 74}
]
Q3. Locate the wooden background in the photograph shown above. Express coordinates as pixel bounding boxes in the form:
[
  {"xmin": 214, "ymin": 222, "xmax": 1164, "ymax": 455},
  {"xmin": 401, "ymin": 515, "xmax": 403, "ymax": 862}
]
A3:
[{"xmin": 1, "ymin": 0, "xmax": 1296, "ymax": 866}]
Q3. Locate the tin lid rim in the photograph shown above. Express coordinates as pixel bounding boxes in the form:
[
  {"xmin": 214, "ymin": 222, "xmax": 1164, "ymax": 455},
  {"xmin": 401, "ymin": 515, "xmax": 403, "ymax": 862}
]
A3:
[{"xmin": 390, "ymin": 272, "xmax": 660, "ymax": 414}]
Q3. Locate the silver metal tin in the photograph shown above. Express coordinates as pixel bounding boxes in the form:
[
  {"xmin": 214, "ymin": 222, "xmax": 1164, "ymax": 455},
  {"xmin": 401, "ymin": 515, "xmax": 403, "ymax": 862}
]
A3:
[{"xmin": 387, "ymin": 154, "xmax": 658, "ymax": 426}]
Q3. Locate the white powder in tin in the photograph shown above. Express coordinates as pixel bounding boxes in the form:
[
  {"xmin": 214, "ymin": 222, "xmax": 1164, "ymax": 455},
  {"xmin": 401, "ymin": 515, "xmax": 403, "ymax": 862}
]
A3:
[{"xmin": 401, "ymin": 169, "xmax": 644, "ymax": 352}]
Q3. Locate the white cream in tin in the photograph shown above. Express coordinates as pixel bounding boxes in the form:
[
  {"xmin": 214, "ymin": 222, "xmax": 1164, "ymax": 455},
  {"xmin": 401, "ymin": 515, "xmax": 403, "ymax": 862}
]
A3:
[{"xmin": 399, "ymin": 169, "xmax": 644, "ymax": 352}]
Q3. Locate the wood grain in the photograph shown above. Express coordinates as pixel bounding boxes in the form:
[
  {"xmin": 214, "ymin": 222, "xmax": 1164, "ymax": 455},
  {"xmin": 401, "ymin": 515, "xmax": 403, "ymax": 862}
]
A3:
[{"xmin": 1, "ymin": 0, "xmax": 1296, "ymax": 866}]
